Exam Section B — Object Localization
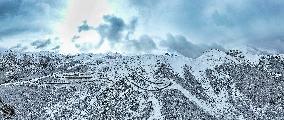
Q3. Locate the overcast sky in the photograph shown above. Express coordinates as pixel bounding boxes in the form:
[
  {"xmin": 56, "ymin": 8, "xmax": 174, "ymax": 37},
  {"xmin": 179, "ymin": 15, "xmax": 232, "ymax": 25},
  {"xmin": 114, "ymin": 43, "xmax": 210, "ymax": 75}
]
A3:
[{"xmin": 0, "ymin": 0, "xmax": 283, "ymax": 57}]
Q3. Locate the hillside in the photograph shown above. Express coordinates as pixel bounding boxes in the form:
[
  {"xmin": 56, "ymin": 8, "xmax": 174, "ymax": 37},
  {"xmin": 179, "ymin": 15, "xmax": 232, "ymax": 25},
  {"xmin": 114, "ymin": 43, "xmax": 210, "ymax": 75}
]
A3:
[{"xmin": 0, "ymin": 50, "xmax": 283, "ymax": 120}]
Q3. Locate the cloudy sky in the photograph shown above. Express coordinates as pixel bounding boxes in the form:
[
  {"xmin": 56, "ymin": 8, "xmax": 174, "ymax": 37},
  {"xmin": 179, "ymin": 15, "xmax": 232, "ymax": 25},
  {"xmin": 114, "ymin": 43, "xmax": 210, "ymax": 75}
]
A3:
[{"xmin": 0, "ymin": 0, "xmax": 283, "ymax": 57}]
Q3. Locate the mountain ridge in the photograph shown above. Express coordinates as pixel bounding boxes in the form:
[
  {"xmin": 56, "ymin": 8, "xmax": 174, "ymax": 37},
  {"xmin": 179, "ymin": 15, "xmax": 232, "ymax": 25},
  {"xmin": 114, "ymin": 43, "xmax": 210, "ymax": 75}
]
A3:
[{"xmin": 0, "ymin": 49, "xmax": 283, "ymax": 119}]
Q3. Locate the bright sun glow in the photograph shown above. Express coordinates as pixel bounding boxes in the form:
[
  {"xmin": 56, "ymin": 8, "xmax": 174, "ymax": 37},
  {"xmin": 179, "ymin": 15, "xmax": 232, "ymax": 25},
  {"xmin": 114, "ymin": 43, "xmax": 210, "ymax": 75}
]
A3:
[{"xmin": 55, "ymin": 0, "xmax": 112, "ymax": 54}]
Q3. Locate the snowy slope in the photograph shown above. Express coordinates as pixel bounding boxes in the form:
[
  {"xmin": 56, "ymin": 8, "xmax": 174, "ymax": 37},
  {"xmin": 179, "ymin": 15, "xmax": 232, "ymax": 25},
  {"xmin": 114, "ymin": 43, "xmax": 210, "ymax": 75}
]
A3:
[{"xmin": 0, "ymin": 49, "xmax": 283, "ymax": 119}]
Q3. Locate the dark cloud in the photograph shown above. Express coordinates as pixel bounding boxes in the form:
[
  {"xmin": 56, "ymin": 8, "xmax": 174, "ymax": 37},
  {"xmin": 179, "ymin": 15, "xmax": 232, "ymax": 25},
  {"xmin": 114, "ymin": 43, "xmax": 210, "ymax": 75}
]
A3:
[
  {"xmin": 93, "ymin": 15, "xmax": 222, "ymax": 57},
  {"xmin": 78, "ymin": 20, "xmax": 95, "ymax": 33},
  {"xmin": 160, "ymin": 34, "xmax": 224, "ymax": 58},
  {"xmin": 0, "ymin": 0, "xmax": 67, "ymax": 38},
  {"xmin": 248, "ymin": 36, "xmax": 284, "ymax": 53},
  {"xmin": 71, "ymin": 35, "xmax": 80, "ymax": 42},
  {"xmin": 85, "ymin": 15, "xmax": 157, "ymax": 53},
  {"xmin": 52, "ymin": 45, "xmax": 60, "ymax": 50},
  {"xmin": 31, "ymin": 39, "xmax": 51, "ymax": 49},
  {"xmin": 0, "ymin": 0, "xmax": 21, "ymax": 17},
  {"xmin": 10, "ymin": 44, "xmax": 22, "ymax": 49},
  {"xmin": 0, "ymin": 27, "xmax": 43, "ymax": 38},
  {"xmin": 96, "ymin": 15, "xmax": 126, "ymax": 42},
  {"xmin": 9, "ymin": 44, "xmax": 28, "ymax": 51},
  {"xmin": 122, "ymin": 0, "xmax": 284, "ymax": 53},
  {"xmin": 127, "ymin": 35, "xmax": 157, "ymax": 51},
  {"xmin": 94, "ymin": 15, "xmax": 127, "ymax": 49},
  {"xmin": 126, "ymin": 18, "xmax": 138, "ymax": 39}
]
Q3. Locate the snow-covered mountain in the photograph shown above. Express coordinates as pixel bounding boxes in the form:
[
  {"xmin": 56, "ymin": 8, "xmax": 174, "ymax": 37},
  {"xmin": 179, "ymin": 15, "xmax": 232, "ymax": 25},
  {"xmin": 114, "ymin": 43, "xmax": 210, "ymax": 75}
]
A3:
[{"xmin": 0, "ymin": 49, "xmax": 283, "ymax": 119}]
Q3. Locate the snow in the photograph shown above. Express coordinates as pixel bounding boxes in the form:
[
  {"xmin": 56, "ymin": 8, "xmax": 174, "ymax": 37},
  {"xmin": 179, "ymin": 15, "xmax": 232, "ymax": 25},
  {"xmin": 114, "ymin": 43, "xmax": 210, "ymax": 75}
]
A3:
[
  {"xmin": 168, "ymin": 81, "xmax": 212, "ymax": 114},
  {"xmin": 148, "ymin": 92, "xmax": 163, "ymax": 120},
  {"xmin": 1, "ymin": 49, "xmax": 283, "ymax": 119}
]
